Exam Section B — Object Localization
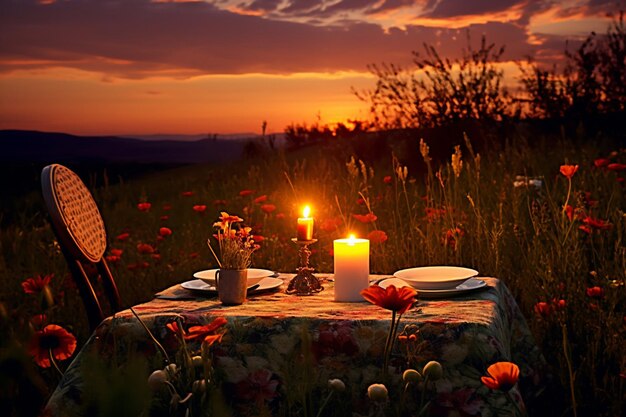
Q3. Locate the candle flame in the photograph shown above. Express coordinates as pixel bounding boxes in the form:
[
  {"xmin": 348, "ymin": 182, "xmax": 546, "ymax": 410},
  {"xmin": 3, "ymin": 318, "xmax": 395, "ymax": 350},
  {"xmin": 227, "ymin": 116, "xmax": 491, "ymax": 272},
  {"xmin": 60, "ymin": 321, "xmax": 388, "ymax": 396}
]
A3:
[
  {"xmin": 348, "ymin": 234, "xmax": 356, "ymax": 245},
  {"xmin": 303, "ymin": 205, "xmax": 311, "ymax": 218}
]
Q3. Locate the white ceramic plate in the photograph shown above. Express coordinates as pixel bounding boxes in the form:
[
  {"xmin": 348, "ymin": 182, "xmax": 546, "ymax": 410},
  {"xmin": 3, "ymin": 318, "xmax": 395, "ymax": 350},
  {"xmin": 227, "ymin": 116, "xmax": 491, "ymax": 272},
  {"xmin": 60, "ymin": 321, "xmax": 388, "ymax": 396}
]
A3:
[
  {"xmin": 378, "ymin": 277, "xmax": 487, "ymax": 298},
  {"xmin": 393, "ymin": 266, "xmax": 478, "ymax": 289},
  {"xmin": 193, "ymin": 268, "xmax": 275, "ymax": 286},
  {"xmin": 181, "ymin": 277, "xmax": 283, "ymax": 294}
]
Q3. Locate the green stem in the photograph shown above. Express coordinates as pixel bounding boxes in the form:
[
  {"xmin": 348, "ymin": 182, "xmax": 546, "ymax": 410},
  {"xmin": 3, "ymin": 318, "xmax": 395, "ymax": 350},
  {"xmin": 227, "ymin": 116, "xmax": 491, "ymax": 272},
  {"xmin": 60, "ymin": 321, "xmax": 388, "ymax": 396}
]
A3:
[
  {"xmin": 505, "ymin": 390, "xmax": 525, "ymax": 417},
  {"xmin": 206, "ymin": 239, "xmax": 222, "ymax": 269},
  {"xmin": 561, "ymin": 323, "xmax": 578, "ymax": 417},
  {"xmin": 130, "ymin": 307, "xmax": 170, "ymax": 364},
  {"xmin": 562, "ymin": 178, "xmax": 572, "ymax": 215},
  {"xmin": 315, "ymin": 391, "xmax": 334, "ymax": 417},
  {"xmin": 383, "ymin": 311, "xmax": 397, "ymax": 377},
  {"xmin": 48, "ymin": 349, "xmax": 63, "ymax": 377}
]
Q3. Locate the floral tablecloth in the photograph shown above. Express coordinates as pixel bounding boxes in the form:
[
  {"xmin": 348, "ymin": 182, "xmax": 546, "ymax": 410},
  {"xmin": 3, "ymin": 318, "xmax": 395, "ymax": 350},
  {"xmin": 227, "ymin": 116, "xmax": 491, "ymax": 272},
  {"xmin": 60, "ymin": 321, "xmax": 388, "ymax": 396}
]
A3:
[{"xmin": 47, "ymin": 275, "xmax": 546, "ymax": 417}]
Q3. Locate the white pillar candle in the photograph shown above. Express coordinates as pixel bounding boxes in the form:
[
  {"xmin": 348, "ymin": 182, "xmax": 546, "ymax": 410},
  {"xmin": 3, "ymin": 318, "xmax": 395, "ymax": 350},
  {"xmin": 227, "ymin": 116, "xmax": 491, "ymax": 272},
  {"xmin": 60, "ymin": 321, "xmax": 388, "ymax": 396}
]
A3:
[{"xmin": 333, "ymin": 236, "xmax": 370, "ymax": 302}]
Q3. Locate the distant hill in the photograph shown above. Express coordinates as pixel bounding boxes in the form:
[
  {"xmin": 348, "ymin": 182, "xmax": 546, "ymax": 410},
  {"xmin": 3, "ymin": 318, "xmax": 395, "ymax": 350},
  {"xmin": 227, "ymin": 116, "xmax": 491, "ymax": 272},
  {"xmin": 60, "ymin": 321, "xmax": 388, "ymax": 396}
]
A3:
[{"xmin": 0, "ymin": 130, "xmax": 252, "ymax": 164}]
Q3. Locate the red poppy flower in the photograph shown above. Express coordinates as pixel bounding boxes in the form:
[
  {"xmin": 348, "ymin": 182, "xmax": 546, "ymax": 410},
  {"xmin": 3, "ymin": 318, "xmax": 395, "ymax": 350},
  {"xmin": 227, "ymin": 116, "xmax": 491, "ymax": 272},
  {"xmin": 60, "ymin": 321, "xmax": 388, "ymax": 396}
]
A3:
[
  {"xmin": 110, "ymin": 248, "xmax": 123, "ymax": 256},
  {"xmin": 105, "ymin": 255, "xmax": 121, "ymax": 263},
  {"xmin": 356, "ymin": 197, "xmax": 366, "ymax": 205},
  {"xmin": 352, "ymin": 213, "xmax": 377, "ymax": 223},
  {"xmin": 181, "ymin": 191, "xmax": 194, "ymax": 197},
  {"xmin": 583, "ymin": 216, "xmax": 612, "ymax": 230},
  {"xmin": 443, "ymin": 227, "xmax": 464, "ymax": 249},
  {"xmin": 608, "ymin": 163, "xmax": 626, "ymax": 171},
  {"xmin": 383, "ymin": 175, "xmax": 392, "ymax": 184},
  {"xmin": 184, "ymin": 317, "xmax": 228, "ymax": 345},
  {"xmin": 586, "ymin": 286, "xmax": 604, "ymax": 298},
  {"xmin": 22, "ymin": 275, "xmax": 53, "ymax": 294},
  {"xmin": 368, "ymin": 230, "xmax": 388, "ymax": 244},
  {"xmin": 137, "ymin": 202, "xmax": 152, "ymax": 212},
  {"xmin": 559, "ymin": 165, "xmax": 579, "ymax": 179},
  {"xmin": 534, "ymin": 302, "xmax": 551, "ymax": 318},
  {"xmin": 159, "ymin": 227, "xmax": 172, "ymax": 237},
  {"xmin": 193, "ymin": 205, "xmax": 207, "ymax": 213},
  {"xmin": 162, "ymin": 204, "xmax": 172, "ymax": 211},
  {"xmin": 275, "ymin": 213, "xmax": 286, "ymax": 220},
  {"xmin": 361, "ymin": 285, "xmax": 417, "ymax": 315},
  {"xmin": 554, "ymin": 299, "xmax": 566, "ymax": 309},
  {"xmin": 594, "ymin": 158, "xmax": 610, "ymax": 168},
  {"xmin": 166, "ymin": 321, "xmax": 182, "ymax": 335},
  {"xmin": 213, "ymin": 199, "xmax": 228, "ymax": 206},
  {"xmin": 261, "ymin": 204, "xmax": 276, "ymax": 214},
  {"xmin": 116, "ymin": 232, "xmax": 130, "ymax": 241},
  {"xmin": 425, "ymin": 207, "xmax": 447, "ymax": 222},
  {"xmin": 239, "ymin": 189, "xmax": 254, "ymax": 197},
  {"xmin": 481, "ymin": 362, "xmax": 520, "ymax": 392},
  {"xmin": 31, "ymin": 314, "xmax": 47, "ymax": 327},
  {"xmin": 254, "ymin": 195, "xmax": 268, "ymax": 204},
  {"xmin": 253, "ymin": 235, "xmax": 265, "ymax": 242},
  {"xmin": 29, "ymin": 324, "xmax": 77, "ymax": 368},
  {"xmin": 137, "ymin": 243, "xmax": 155, "ymax": 254}
]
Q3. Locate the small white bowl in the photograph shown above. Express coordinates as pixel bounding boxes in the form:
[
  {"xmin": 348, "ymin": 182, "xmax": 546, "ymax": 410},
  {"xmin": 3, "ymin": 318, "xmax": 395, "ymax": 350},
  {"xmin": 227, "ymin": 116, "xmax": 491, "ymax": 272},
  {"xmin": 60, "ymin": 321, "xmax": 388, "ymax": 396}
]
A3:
[
  {"xmin": 193, "ymin": 268, "xmax": 273, "ymax": 287},
  {"xmin": 393, "ymin": 266, "xmax": 478, "ymax": 290}
]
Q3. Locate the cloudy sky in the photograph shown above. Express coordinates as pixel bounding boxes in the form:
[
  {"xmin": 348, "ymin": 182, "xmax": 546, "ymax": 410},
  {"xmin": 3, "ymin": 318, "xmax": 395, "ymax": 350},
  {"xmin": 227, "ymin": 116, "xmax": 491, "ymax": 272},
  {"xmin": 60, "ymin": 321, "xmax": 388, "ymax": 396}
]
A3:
[{"xmin": 0, "ymin": 0, "xmax": 622, "ymax": 135}]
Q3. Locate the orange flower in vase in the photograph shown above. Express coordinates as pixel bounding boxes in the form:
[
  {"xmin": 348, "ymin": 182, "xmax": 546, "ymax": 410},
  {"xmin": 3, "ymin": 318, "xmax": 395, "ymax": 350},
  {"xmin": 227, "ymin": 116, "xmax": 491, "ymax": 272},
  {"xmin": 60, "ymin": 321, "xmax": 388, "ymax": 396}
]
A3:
[{"xmin": 481, "ymin": 361, "xmax": 520, "ymax": 392}]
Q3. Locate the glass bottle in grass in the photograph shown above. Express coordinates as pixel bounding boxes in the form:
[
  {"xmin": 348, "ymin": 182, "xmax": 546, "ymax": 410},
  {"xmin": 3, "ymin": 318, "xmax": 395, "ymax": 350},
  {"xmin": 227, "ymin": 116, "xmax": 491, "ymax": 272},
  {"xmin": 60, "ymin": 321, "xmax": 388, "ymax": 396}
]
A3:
[{"xmin": 207, "ymin": 212, "xmax": 259, "ymax": 305}]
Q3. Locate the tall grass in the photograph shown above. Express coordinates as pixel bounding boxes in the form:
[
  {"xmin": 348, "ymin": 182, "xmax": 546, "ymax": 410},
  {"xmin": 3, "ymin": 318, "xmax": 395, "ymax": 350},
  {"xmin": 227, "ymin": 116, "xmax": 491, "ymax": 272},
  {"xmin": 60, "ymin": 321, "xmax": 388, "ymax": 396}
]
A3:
[{"xmin": 1, "ymin": 131, "xmax": 624, "ymax": 416}]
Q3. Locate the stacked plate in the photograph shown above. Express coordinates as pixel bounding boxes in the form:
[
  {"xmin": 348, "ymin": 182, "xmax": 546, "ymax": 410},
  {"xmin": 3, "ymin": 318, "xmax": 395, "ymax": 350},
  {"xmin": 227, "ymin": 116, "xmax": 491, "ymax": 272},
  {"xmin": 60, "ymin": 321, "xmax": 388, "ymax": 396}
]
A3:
[
  {"xmin": 181, "ymin": 268, "xmax": 282, "ymax": 293},
  {"xmin": 378, "ymin": 266, "xmax": 486, "ymax": 298}
]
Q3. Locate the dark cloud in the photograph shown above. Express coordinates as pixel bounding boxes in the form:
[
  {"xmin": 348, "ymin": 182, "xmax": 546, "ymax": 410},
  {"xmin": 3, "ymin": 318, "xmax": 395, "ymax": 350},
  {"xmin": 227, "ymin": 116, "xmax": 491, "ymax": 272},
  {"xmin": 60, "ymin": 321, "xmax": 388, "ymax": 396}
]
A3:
[
  {"xmin": 239, "ymin": 0, "xmax": 282, "ymax": 13},
  {"xmin": 423, "ymin": 0, "xmax": 525, "ymax": 18},
  {"xmin": 0, "ymin": 0, "xmax": 547, "ymax": 79},
  {"xmin": 279, "ymin": 0, "xmax": 322, "ymax": 15},
  {"xmin": 368, "ymin": 0, "xmax": 423, "ymax": 15}
]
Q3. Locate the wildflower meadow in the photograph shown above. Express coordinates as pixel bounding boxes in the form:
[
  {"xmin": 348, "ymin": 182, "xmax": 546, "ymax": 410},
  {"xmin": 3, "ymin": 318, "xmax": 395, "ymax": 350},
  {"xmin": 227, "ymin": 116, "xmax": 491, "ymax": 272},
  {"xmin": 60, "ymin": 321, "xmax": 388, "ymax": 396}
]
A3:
[{"xmin": 1, "ymin": 125, "xmax": 624, "ymax": 416}]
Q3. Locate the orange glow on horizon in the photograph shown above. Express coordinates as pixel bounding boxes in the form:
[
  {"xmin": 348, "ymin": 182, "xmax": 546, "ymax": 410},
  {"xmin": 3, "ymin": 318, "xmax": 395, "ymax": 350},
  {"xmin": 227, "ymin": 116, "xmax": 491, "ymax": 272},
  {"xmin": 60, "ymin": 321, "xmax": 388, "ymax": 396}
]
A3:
[{"xmin": 0, "ymin": 68, "xmax": 374, "ymax": 135}]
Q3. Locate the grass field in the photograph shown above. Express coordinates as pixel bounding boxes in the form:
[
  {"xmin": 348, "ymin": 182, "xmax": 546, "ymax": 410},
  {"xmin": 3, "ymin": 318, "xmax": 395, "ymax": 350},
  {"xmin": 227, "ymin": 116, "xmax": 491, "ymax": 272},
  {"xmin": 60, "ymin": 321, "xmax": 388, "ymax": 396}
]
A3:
[{"xmin": 1, "ymin": 126, "xmax": 625, "ymax": 416}]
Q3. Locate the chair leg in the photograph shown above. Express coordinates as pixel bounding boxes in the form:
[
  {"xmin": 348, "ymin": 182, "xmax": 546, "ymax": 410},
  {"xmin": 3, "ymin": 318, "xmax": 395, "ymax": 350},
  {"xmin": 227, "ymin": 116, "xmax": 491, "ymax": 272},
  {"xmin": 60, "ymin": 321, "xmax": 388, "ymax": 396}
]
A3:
[
  {"xmin": 97, "ymin": 258, "xmax": 121, "ymax": 313},
  {"xmin": 72, "ymin": 260, "xmax": 105, "ymax": 332}
]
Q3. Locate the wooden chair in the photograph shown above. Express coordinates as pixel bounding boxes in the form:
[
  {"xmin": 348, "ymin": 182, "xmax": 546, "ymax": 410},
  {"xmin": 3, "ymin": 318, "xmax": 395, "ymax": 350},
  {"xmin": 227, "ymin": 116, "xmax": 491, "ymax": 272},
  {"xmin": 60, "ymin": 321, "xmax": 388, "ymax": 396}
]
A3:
[{"xmin": 41, "ymin": 164, "xmax": 121, "ymax": 331}]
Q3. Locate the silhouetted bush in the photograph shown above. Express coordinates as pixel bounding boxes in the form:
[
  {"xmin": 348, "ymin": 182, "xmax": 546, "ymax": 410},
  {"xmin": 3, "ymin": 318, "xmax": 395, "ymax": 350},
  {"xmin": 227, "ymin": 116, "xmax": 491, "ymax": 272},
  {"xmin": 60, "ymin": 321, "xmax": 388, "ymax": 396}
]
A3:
[
  {"xmin": 355, "ymin": 33, "xmax": 512, "ymax": 129},
  {"xmin": 518, "ymin": 12, "xmax": 625, "ymax": 120}
]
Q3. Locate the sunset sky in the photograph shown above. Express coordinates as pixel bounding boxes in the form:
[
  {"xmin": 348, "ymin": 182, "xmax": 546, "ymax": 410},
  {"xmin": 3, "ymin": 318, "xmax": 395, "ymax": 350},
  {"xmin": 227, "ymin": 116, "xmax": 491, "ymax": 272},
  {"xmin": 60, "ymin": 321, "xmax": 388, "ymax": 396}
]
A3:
[{"xmin": 0, "ymin": 0, "xmax": 622, "ymax": 136}]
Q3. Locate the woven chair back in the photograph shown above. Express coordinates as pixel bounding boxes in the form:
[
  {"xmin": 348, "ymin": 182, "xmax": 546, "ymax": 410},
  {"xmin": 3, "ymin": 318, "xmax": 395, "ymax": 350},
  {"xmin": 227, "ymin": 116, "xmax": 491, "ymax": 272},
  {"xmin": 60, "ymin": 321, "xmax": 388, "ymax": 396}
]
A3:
[{"xmin": 41, "ymin": 164, "xmax": 107, "ymax": 263}]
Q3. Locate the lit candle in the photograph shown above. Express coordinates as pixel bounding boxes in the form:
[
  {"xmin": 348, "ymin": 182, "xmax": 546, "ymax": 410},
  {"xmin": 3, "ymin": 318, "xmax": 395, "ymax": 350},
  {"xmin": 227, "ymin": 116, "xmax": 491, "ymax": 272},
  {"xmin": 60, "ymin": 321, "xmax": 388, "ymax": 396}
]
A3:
[
  {"xmin": 297, "ymin": 205, "xmax": 314, "ymax": 241},
  {"xmin": 333, "ymin": 235, "xmax": 370, "ymax": 302}
]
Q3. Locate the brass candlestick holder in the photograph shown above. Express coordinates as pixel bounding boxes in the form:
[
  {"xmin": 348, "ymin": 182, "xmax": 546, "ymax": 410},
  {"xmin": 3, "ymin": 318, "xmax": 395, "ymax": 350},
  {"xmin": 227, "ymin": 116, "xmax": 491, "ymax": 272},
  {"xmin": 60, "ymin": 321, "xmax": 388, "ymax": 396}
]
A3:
[{"xmin": 286, "ymin": 238, "xmax": 323, "ymax": 295}]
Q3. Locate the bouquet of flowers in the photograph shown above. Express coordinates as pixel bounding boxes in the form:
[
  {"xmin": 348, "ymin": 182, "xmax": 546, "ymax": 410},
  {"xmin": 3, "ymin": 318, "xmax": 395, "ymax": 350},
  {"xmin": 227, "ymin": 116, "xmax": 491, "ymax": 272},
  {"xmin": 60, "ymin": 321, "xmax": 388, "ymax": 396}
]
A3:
[{"xmin": 207, "ymin": 212, "xmax": 258, "ymax": 270}]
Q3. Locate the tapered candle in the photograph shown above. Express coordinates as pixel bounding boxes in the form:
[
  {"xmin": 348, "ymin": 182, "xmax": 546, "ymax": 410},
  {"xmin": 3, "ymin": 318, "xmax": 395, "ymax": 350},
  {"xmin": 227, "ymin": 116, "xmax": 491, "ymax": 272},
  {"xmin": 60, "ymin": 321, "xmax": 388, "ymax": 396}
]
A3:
[
  {"xmin": 297, "ymin": 206, "xmax": 314, "ymax": 241},
  {"xmin": 333, "ymin": 235, "xmax": 370, "ymax": 302}
]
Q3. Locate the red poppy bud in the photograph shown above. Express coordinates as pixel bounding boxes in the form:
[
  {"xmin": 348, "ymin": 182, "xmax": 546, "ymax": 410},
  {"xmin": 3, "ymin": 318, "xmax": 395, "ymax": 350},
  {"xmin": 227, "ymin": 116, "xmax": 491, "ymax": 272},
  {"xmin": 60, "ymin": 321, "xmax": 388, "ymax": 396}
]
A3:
[{"xmin": 137, "ymin": 202, "xmax": 151, "ymax": 212}]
